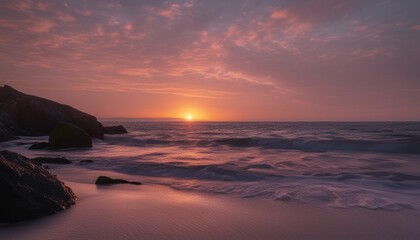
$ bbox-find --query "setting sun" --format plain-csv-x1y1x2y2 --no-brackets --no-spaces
186,115,193,121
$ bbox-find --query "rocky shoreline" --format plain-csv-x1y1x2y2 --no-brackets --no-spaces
0,85,131,223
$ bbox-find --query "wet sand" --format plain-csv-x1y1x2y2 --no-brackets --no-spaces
1,166,419,240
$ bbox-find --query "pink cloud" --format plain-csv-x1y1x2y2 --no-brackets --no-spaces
30,19,55,33
74,9,92,16
0,17,54,33
412,25,420,31
159,4,182,19
73,81,234,99
36,2,48,11
11,1,31,11
95,26,105,36
108,17,119,26
105,3,123,9
124,23,133,31
30,33,90,48
270,10,289,20
119,68,156,78
7,0,49,12
351,48,394,58
274,0,363,24
0,19,16,29
268,9,313,35
57,12,75,22
158,1,194,20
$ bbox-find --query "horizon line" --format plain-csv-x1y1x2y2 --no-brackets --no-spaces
99,117,420,123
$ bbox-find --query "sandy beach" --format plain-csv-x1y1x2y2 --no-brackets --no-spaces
1,165,419,240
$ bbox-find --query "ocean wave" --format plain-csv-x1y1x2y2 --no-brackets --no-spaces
106,135,420,154
272,185,414,211
169,181,415,211
91,161,270,181
88,158,420,185
75,155,420,211
311,171,420,182
209,137,420,154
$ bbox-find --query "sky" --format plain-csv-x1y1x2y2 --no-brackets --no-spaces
0,0,419,121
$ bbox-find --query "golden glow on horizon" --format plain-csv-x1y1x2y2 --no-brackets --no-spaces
179,107,201,121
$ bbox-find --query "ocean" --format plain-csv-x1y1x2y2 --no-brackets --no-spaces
2,121,420,211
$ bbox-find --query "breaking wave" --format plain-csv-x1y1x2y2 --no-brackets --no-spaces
81,158,420,211
106,135,420,154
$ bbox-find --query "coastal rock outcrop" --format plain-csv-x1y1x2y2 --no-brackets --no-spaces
0,112,19,142
0,123,16,142
0,85,104,141
29,142,50,150
95,176,142,185
32,156,72,164
49,122,92,149
104,125,128,135
0,151,76,223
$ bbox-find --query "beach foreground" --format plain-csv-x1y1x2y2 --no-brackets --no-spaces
1,165,419,240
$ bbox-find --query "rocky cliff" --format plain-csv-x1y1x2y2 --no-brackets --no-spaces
0,85,104,141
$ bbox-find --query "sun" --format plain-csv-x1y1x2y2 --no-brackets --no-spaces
186,115,193,121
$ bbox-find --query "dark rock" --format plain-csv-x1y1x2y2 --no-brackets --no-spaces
0,85,104,140
95,176,142,185
49,122,92,149
0,127,16,142
29,142,50,150
0,112,19,142
79,160,94,163
0,150,76,223
32,157,72,164
104,125,128,135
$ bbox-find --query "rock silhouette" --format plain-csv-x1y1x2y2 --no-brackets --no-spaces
49,122,92,149
0,85,104,141
104,125,128,135
0,151,76,222
95,176,142,185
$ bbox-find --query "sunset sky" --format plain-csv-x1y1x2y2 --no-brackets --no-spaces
1,0,419,121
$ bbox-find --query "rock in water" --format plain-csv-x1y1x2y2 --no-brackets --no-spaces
49,122,92,149
32,157,72,164
29,142,50,150
79,160,94,163
104,125,128,134
0,85,104,139
0,151,76,223
95,176,142,185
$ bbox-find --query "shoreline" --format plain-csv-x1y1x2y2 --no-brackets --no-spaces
1,165,420,240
